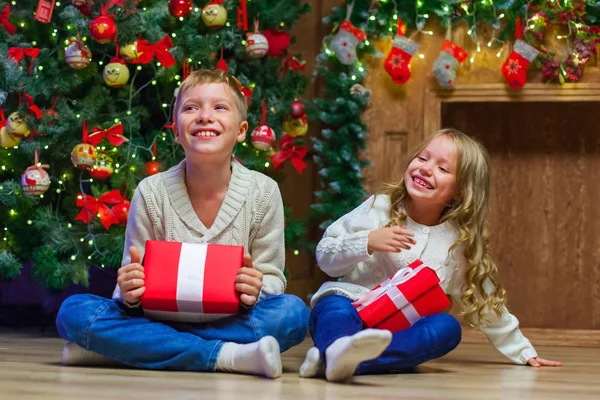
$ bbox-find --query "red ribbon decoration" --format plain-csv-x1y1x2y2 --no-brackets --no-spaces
82,119,89,143
271,134,308,175
75,190,124,230
515,17,522,39
0,109,6,128
32,150,49,175
237,0,248,31
8,47,40,73
87,123,129,146
0,5,16,35
217,47,228,71
20,93,42,119
182,59,190,80
133,35,176,68
110,42,125,64
279,55,306,76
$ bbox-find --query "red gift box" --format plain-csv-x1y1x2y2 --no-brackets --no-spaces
353,260,451,333
141,240,242,322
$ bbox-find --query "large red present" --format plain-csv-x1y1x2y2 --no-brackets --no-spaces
141,240,243,322
352,260,451,333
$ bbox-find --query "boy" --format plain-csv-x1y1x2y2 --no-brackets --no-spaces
56,69,309,379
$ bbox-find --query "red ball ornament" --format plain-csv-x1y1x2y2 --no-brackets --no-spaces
169,0,193,18
145,160,161,176
90,15,117,44
112,200,131,225
89,153,113,180
290,100,305,119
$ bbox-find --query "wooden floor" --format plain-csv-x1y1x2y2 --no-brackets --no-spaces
1,331,599,400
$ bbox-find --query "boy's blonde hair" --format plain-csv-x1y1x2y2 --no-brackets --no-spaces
174,69,248,122
379,128,507,327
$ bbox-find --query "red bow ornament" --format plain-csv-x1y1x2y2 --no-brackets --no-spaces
271,134,308,175
0,5,16,35
87,123,129,146
22,93,42,119
8,47,40,73
75,190,124,230
133,35,176,68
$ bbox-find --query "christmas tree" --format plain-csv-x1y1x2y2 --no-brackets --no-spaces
0,0,311,289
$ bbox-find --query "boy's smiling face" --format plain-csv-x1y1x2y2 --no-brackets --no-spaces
174,82,248,161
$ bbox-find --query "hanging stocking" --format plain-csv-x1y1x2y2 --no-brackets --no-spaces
501,17,539,89
330,20,366,65
384,20,420,84
432,23,468,89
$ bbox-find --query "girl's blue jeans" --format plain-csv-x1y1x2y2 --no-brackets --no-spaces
310,295,462,375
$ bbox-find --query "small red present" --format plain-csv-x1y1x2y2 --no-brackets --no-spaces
353,260,451,333
141,240,243,322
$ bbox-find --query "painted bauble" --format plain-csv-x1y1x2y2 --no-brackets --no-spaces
251,124,275,150
103,62,130,88
245,33,269,58
21,166,51,196
202,3,227,28
71,143,97,169
65,39,91,69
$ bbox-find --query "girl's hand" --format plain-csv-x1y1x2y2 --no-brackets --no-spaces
367,226,416,254
527,357,563,368
235,254,263,306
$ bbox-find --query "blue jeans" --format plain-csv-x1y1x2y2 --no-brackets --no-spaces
56,293,309,371
310,295,462,375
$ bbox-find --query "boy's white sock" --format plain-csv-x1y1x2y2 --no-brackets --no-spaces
325,329,392,382
299,347,324,378
215,336,282,379
61,342,120,366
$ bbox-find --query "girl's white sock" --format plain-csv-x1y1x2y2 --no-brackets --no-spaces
299,347,324,378
324,329,392,382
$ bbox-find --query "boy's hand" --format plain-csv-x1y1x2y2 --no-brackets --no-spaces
236,254,263,306
117,246,146,305
527,357,563,368
368,226,416,254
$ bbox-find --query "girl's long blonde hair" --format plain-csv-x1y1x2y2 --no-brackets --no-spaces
379,128,507,327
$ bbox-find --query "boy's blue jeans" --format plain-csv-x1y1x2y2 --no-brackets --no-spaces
310,295,462,375
56,293,309,371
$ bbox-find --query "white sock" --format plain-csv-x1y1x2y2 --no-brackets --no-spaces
325,329,392,382
299,347,324,378
61,342,120,366
215,336,282,379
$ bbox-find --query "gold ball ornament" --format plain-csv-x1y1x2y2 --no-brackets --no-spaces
202,3,227,28
103,62,130,88
21,166,51,196
6,112,30,137
0,125,21,148
245,32,269,58
120,41,143,61
65,39,91,69
71,143,98,170
283,117,308,137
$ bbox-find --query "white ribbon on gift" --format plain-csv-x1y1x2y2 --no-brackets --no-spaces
353,264,430,313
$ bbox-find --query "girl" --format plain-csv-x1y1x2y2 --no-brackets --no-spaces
300,128,562,382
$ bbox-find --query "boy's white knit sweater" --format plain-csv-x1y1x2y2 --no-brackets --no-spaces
112,159,287,317
312,194,537,365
